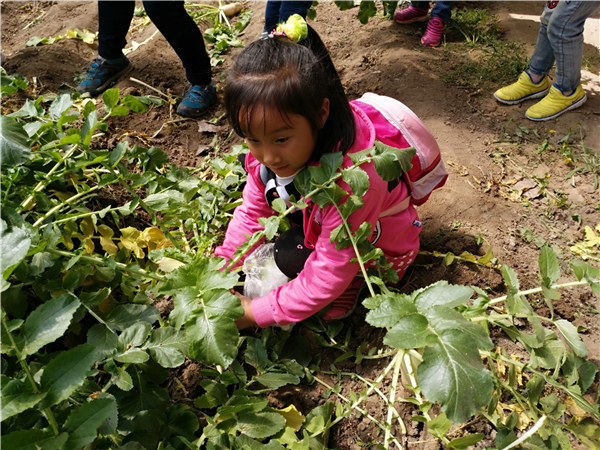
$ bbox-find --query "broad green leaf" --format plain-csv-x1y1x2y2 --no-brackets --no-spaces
502,265,520,290
294,167,312,196
418,329,493,423
105,304,159,332
318,152,344,182
339,195,364,220
567,417,600,450
104,359,134,391
0,116,31,167
0,379,46,421
143,190,186,211
446,433,484,449
238,411,286,439
109,141,128,167
523,329,565,370
40,343,97,408
255,373,300,390
166,404,200,436
114,349,149,364
372,152,402,182
108,105,130,116
166,258,239,329
425,306,493,351
384,314,433,349
539,246,560,286
0,429,67,450
245,337,269,372
143,327,187,368
364,293,418,328
119,382,170,419
186,289,243,366
358,0,377,23
195,379,228,409
87,324,117,360
0,219,31,278
258,216,280,240
21,293,80,356
118,322,152,349
81,110,102,147
334,1,356,11
414,281,473,311
102,88,120,111
217,396,269,416
121,95,149,113
62,397,117,449
304,401,334,450
341,166,369,197
48,93,73,119
236,434,283,450
29,251,55,276
554,319,587,358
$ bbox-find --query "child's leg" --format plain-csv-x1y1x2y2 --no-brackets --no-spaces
429,1,454,22
264,1,283,33
97,1,135,60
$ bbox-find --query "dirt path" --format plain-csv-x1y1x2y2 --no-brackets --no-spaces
1,1,599,448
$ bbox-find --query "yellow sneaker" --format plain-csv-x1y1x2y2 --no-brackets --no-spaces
526,84,586,121
494,72,549,105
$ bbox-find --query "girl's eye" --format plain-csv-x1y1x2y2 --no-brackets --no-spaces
276,137,289,143
246,138,259,144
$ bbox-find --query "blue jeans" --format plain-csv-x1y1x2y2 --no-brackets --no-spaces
264,1,314,33
528,0,600,92
412,1,454,22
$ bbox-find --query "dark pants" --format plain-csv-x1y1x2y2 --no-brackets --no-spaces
98,1,212,86
264,1,314,33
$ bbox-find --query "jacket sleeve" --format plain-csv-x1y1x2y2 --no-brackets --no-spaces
214,164,275,268
251,171,395,327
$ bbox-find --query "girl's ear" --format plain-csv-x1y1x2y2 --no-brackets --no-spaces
317,98,330,129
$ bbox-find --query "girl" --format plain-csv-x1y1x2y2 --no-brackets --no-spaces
215,18,423,329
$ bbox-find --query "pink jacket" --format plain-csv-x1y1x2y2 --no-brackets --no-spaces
215,102,421,327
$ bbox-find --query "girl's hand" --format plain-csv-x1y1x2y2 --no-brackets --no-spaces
232,291,257,330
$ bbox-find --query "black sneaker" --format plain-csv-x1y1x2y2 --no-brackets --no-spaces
76,55,133,97
176,83,217,118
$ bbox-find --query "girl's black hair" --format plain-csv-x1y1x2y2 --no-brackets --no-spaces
225,25,356,161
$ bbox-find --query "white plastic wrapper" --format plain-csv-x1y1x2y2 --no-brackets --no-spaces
243,243,289,300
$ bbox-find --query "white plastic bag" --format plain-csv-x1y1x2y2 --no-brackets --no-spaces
243,243,289,299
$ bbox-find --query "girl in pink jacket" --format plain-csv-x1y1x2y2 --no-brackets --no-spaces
215,22,424,329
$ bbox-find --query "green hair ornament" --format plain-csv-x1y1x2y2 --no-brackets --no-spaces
272,14,308,43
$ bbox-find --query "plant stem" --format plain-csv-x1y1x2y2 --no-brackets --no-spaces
312,375,403,449
385,350,405,447
46,248,164,281
20,143,79,210
330,200,375,297
480,351,600,420
32,185,100,227
82,303,117,335
1,310,60,436
489,280,588,306
39,207,121,228
501,415,546,450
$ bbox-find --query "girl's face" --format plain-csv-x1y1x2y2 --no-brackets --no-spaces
242,101,329,178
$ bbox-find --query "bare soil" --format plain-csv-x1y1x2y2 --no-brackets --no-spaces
1,1,599,449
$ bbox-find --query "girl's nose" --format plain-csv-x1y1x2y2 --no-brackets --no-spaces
262,147,282,166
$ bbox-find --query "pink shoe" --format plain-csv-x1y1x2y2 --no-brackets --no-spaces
394,6,429,24
421,17,444,47
323,278,365,321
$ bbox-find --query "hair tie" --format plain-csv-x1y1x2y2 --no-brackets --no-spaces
266,14,308,43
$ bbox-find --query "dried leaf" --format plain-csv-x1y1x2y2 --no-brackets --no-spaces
98,225,118,255
197,121,221,133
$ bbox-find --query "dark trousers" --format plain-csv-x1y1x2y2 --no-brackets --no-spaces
264,1,314,33
98,1,212,86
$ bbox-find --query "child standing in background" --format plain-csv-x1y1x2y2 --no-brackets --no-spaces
215,18,437,329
